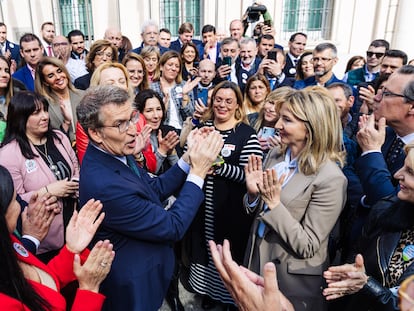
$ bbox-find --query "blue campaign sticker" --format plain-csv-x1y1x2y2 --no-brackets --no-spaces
403,245,414,261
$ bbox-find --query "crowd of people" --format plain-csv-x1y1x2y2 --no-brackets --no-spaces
1,3,414,311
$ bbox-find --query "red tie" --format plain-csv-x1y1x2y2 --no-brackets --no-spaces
47,46,52,56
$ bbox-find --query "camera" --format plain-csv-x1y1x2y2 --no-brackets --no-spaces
246,5,267,23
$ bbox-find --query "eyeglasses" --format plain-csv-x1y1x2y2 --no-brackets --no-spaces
96,50,113,58
99,111,139,133
312,57,332,63
377,87,407,101
366,51,385,58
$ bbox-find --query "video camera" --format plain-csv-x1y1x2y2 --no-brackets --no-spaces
246,5,267,23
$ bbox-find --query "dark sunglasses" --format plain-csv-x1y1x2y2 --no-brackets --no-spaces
366,51,385,58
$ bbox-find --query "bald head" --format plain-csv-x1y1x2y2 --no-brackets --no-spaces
198,59,216,86
104,27,122,48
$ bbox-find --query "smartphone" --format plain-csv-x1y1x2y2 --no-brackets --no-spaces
260,127,276,139
193,61,199,69
223,56,232,67
267,50,277,61
197,88,209,106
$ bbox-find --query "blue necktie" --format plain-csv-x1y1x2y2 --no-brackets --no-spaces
126,156,141,177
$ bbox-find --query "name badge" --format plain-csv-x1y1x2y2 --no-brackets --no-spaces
25,159,37,173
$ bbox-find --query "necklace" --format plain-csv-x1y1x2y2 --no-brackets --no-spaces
34,141,62,180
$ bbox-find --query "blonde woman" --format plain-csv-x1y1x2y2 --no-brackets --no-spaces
244,86,347,311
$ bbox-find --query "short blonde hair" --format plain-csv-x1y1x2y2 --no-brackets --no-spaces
90,62,133,98
282,86,345,175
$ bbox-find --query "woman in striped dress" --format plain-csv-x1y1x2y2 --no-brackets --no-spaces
183,81,262,310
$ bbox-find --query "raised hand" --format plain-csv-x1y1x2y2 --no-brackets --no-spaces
21,192,58,242
209,239,289,311
188,130,223,179
157,130,179,155
356,114,386,152
65,199,105,254
257,169,285,210
134,124,152,154
245,155,264,199
323,254,368,300
74,239,115,293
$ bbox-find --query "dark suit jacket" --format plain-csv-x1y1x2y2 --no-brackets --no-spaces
196,42,221,64
293,73,343,89
5,40,21,65
12,65,34,91
74,72,92,90
79,145,205,311
170,38,202,52
283,54,297,79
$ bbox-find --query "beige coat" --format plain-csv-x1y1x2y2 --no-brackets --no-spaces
244,147,347,311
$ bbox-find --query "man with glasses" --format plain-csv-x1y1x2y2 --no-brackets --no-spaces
293,42,342,89
51,35,87,82
355,65,414,206
345,39,389,86
77,85,223,311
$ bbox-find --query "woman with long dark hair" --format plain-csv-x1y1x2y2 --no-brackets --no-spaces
0,91,79,262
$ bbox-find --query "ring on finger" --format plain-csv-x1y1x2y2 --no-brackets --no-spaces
100,262,107,267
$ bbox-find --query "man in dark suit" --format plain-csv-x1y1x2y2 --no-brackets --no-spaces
197,24,221,64
283,32,307,79
76,85,223,311
355,65,414,205
170,22,201,52
12,33,44,91
131,20,169,55
257,48,295,90
0,22,21,66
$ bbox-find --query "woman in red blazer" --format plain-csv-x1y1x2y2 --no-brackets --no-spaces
0,164,115,311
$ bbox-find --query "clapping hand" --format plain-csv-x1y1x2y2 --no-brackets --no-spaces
356,114,386,152
157,130,180,155
21,192,58,242
65,199,105,254
135,124,152,154
258,169,285,210
245,155,264,199
323,254,368,300
209,239,293,311
74,239,115,293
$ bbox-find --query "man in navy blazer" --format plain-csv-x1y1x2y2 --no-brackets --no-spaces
197,24,221,64
76,85,223,311
169,22,201,52
0,22,21,65
12,33,44,91
354,65,414,206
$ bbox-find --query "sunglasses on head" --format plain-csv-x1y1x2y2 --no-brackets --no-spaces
366,51,385,58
